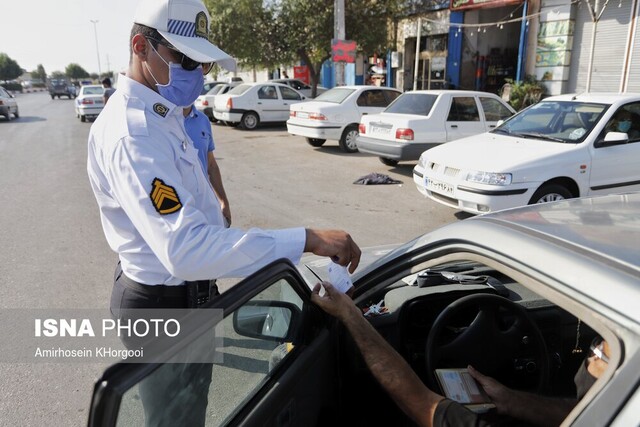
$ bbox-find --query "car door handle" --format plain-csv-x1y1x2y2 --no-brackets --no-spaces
257,102,262,104
362,113,368,115
450,125,458,128
489,124,496,128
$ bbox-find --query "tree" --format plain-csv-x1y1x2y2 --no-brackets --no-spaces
0,53,24,82
65,63,90,80
31,64,47,83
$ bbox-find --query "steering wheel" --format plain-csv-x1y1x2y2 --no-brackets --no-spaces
425,293,550,394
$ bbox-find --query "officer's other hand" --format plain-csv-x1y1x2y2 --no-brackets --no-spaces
304,229,361,273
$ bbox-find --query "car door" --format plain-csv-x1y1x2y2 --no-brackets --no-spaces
445,96,486,141
588,102,640,196
278,86,305,121
88,260,340,427
256,85,284,123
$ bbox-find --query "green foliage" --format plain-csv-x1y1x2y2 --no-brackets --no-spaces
503,75,545,111
0,53,24,82
31,64,47,82
66,63,90,79
2,82,23,92
50,71,66,79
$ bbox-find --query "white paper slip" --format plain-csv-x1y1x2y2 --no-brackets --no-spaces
327,261,354,293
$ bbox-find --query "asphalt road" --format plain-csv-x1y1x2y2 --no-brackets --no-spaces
0,91,461,426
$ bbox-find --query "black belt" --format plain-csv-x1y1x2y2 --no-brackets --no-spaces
119,273,217,307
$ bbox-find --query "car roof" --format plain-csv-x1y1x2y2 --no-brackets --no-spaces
542,92,640,103
404,89,500,96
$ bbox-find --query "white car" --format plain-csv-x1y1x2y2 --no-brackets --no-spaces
357,90,515,166
287,85,402,153
413,92,640,215
195,82,241,122
269,78,327,98
213,82,307,130
75,85,105,122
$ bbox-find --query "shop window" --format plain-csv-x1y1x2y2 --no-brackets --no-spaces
447,97,480,122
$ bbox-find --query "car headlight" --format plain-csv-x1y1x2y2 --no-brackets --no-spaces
418,153,428,169
465,171,512,185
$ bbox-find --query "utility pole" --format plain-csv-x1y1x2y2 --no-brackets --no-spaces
90,20,102,77
334,0,345,86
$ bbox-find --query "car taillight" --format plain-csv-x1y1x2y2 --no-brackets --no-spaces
202,100,209,106
309,113,327,121
358,123,366,134
226,98,233,109
82,99,94,105
0,101,3,106
290,111,296,117
396,128,414,140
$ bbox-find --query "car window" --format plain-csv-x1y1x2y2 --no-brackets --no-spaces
114,278,304,427
384,90,401,104
480,97,514,121
447,97,480,121
258,85,278,100
314,88,356,103
495,101,608,143
385,93,438,116
279,86,302,100
82,87,104,95
0,88,8,97
356,90,388,107
207,85,225,95
228,84,252,95
598,102,640,143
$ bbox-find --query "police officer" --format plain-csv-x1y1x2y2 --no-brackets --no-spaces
86,0,360,424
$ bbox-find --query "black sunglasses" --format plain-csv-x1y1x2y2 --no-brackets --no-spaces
148,38,213,73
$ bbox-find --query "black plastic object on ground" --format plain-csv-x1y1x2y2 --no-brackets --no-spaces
353,172,402,185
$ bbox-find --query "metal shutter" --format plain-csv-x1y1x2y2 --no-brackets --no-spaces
568,1,633,92
625,3,640,92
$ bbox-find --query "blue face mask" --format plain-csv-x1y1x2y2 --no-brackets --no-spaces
146,41,204,107
617,120,632,133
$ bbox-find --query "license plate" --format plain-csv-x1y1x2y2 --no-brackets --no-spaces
425,177,454,196
371,125,392,135
296,111,309,119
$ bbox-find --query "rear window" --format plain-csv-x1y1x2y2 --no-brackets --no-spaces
82,86,104,95
314,88,356,104
228,84,252,95
385,93,438,116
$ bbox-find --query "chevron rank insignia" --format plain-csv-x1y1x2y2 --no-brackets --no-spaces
150,178,182,215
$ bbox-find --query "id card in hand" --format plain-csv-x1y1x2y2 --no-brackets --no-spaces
327,261,354,294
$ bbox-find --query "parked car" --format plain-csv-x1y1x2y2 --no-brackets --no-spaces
357,90,515,166
88,192,640,427
195,82,241,122
75,85,105,122
0,85,19,121
269,78,327,98
213,82,307,130
287,85,402,153
413,92,640,215
48,79,75,99
202,81,224,95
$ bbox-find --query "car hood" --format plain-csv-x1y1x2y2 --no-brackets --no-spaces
423,132,580,171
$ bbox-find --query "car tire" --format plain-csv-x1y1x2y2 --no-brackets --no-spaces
339,125,359,153
240,112,259,130
529,184,573,204
5,112,12,121
14,107,19,119
50,94,54,100
306,138,326,147
80,115,86,123
379,157,399,167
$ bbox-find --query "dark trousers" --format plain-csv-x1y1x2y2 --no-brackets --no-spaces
111,263,215,427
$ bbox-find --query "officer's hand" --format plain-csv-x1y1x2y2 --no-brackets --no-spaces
304,229,361,273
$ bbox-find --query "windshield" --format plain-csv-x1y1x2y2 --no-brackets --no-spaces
384,93,438,116
493,101,609,144
207,85,225,95
314,88,356,103
228,84,252,95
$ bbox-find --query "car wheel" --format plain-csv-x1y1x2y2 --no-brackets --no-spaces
529,184,573,204
81,115,86,122
50,94,54,99
240,112,259,130
5,112,12,121
14,107,19,119
339,125,359,153
306,138,326,147
379,157,399,167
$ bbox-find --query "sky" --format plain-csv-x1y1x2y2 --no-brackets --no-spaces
1,0,145,76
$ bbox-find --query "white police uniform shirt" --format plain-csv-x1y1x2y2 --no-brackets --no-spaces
87,74,305,286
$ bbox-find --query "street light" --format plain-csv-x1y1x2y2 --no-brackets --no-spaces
90,20,102,77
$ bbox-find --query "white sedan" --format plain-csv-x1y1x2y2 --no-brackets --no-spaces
269,79,327,98
413,92,640,215
357,90,515,166
287,85,402,153
213,82,307,130
195,82,241,122
75,85,105,122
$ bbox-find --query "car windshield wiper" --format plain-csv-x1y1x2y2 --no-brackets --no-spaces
491,127,512,135
512,132,567,143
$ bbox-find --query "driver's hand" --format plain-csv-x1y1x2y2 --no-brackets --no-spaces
468,365,513,414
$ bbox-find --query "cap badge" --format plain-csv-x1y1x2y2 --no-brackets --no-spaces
195,12,208,39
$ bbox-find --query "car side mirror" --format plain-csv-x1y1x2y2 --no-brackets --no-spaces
233,300,300,341
496,119,504,127
602,131,628,145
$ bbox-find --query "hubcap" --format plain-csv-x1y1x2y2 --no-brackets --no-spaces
537,193,566,203
345,130,358,150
